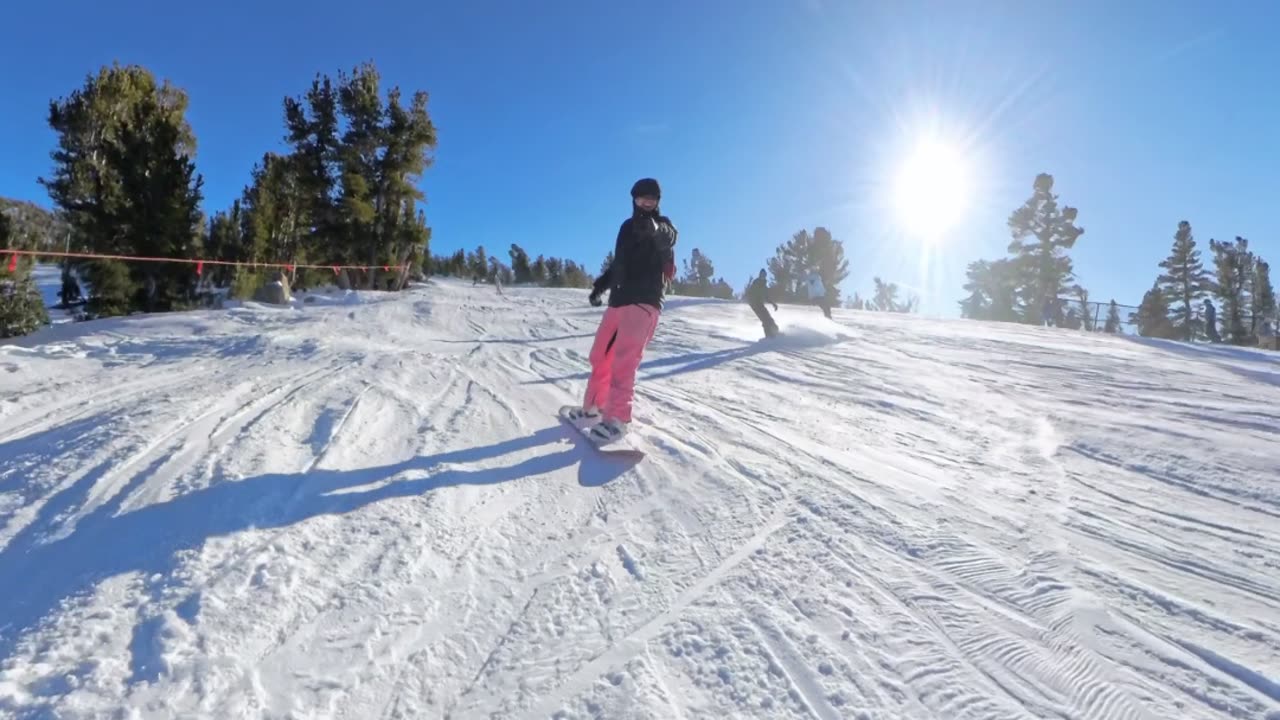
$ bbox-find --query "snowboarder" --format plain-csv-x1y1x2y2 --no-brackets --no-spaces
564,178,677,443
805,269,832,319
746,269,779,338
1203,299,1221,342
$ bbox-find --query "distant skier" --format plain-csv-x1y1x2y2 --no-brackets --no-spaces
564,178,677,443
746,269,779,338
805,269,832,319
1203,299,1221,342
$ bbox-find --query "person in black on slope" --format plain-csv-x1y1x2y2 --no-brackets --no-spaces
566,178,678,442
746,269,779,338
1203,298,1221,342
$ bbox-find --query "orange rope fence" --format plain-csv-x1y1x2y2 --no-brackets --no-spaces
2,248,409,276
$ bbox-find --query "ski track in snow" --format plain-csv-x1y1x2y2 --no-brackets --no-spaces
1,279,1278,719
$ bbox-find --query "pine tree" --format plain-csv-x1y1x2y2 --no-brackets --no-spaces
206,202,246,291
871,277,899,312
1104,300,1122,333
241,152,305,282
335,63,381,270
598,251,614,278
468,246,488,279
1131,283,1174,338
278,63,435,290
283,74,340,264
356,66,436,289
544,257,565,286
489,257,513,285
710,278,735,300
767,248,799,301
509,244,532,284
1209,236,1254,344
959,258,1018,321
531,255,548,284
0,211,51,338
562,260,591,289
766,227,850,303
40,63,204,315
808,227,850,302
1075,287,1094,331
1006,173,1085,321
1156,220,1212,340
1252,259,1275,327
677,248,716,296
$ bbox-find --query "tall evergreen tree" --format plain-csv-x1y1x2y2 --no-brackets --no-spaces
1209,236,1254,344
468,246,489,279
1104,300,1122,334
561,260,591,288
766,227,850,303
1156,220,1212,340
241,152,304,274
1005,173,1085,321
1075,287,1094,331
959,258,1018,321
335,63,382,268
205,201,245,290
448,249,466,276
677,248,716,295
808,227,850,302
488,257,512,285
871,277,899,312
1252,258,1275,327
283,74,340,261
509,244,532,284
40,62,204,315
531,255,548,284
359,66,436,288
0,211,50,337
544,256,565,286
279,63,435,290
1131,283,1174,338
598,251,614,279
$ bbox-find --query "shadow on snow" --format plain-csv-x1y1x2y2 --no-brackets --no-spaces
0,422,638,665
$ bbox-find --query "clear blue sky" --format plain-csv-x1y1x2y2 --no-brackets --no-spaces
2,0,1277,316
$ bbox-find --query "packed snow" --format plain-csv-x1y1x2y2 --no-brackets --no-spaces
1,278,1277,720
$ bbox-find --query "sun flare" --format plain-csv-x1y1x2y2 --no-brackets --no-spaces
892,137,971,240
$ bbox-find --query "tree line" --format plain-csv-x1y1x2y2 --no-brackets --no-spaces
0,60,440,324
660,225,917,313
959,171,1275,345
431,243,594,289
1130,228,1274,344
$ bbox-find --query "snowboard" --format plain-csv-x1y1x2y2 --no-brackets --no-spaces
557,405,644,457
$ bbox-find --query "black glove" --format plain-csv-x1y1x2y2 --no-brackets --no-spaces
589,289,603,307
772,303,779,311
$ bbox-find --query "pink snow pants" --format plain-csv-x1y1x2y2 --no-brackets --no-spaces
583,304,660,423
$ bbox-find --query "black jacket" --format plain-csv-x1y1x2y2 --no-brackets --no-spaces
593,210,677,309
745,276,769,305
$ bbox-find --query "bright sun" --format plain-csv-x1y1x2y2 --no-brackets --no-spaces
892,137,970,240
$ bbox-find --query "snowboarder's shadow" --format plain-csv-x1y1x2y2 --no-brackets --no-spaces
0,423,635,667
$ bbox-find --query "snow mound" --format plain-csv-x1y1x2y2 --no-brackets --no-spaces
1,280,1278,720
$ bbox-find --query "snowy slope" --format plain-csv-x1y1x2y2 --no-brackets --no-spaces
1,279,1277,720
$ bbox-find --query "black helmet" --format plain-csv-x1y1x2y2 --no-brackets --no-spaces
631,178,660,199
